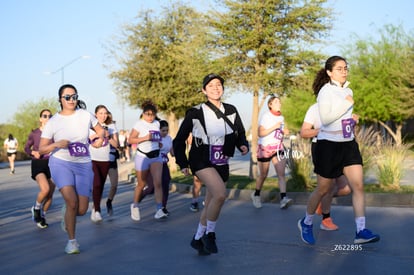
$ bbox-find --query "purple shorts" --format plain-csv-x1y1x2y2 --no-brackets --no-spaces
48,156,93,197
134,154,162,171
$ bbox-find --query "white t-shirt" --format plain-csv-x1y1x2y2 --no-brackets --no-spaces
303,103,321,143
41,109,98,163
160,135,172,163
257,111,285,146
89,123,117,161
133,119,160,156
4,138,18,153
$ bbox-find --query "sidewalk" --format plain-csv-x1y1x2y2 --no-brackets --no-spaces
0,161,414,274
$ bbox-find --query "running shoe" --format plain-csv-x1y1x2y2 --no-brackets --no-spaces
190,202,199,212
37,217,48,229
65,240,80,254
315,203,322,215
298,218,315,245
31,206,42,223
106,200,113,216
154,208,168,219
162,207,170,217
280,197,293,209
320,217,339,231
130,204,140,221
91,210,103,223
250,192,262,208
354,229,380,244
190,235,210,255
201,232,218,254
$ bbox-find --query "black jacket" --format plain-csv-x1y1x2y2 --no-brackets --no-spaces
173,102,249,170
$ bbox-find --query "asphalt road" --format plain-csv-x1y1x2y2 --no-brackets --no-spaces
0,160,414,275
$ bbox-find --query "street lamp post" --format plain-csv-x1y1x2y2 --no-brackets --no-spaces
49,55,90,84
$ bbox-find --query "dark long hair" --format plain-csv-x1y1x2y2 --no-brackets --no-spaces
312,56,347,96
58,84,78,109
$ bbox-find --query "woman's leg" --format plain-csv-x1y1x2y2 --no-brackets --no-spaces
107,167,118,201
343,164,365,217
255,161,270,191
60,186,79,240
149,161,163,204
195,167,226,225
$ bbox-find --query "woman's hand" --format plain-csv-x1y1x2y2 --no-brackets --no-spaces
181,168,190,176
240,145,249,156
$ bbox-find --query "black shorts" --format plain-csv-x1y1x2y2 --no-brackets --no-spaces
7,152,16,157
257,150,285,162
313,139,363,178
189,159,229,183
31,158,51,180
109,160,118,169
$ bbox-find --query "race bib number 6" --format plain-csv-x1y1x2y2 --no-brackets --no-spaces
68,142,90,157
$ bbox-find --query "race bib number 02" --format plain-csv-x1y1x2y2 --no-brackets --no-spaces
341,118,355,138
68,142,90,157
210,145,228,165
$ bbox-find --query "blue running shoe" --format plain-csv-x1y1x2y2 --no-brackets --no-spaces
354,229,380,244
298,218,315,245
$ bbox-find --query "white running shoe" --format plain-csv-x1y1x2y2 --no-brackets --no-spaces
251,192,262,208
65,240,80,254
154,208,168,219
91,209,103,223
130,204,140,221
280,197,293,209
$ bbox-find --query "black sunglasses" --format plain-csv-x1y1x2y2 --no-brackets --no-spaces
61,94,79,101
42,114,52,119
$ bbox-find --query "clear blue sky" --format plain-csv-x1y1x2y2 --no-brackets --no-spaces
1,0,413,131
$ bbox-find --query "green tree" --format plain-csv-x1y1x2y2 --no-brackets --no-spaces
108,3,218,135
209,0,332,178
1,98,59,158
345,24,414,146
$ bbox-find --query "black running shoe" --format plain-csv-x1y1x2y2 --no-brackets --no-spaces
190,235,210,256
31,207,42,223
201,232,218,254
37,217,48,229
189,202,199,212
162,207,169,217
106,200,113,216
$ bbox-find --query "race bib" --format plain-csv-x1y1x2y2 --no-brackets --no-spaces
149,130,161,142
341,118,355,138
161,153,169,163
68,142,90,157
273,129,284,150
210,145,229,165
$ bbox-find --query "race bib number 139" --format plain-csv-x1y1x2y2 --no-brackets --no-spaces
68,142,90,157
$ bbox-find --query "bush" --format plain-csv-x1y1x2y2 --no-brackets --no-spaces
375,141,413,190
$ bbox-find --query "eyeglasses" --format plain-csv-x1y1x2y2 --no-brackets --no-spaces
333,67,349,73
42,114,52,119
143,112,155,117
61,94,79,101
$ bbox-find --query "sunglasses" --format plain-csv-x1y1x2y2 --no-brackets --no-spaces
42,114,52,119
61,94,79,101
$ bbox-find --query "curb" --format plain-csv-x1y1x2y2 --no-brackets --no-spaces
170,183,414,208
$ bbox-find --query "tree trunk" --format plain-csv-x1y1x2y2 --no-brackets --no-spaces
249,90,260,179
167,112,179,172
378,120,402,146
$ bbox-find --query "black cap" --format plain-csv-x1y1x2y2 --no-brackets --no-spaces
202,73,224,89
